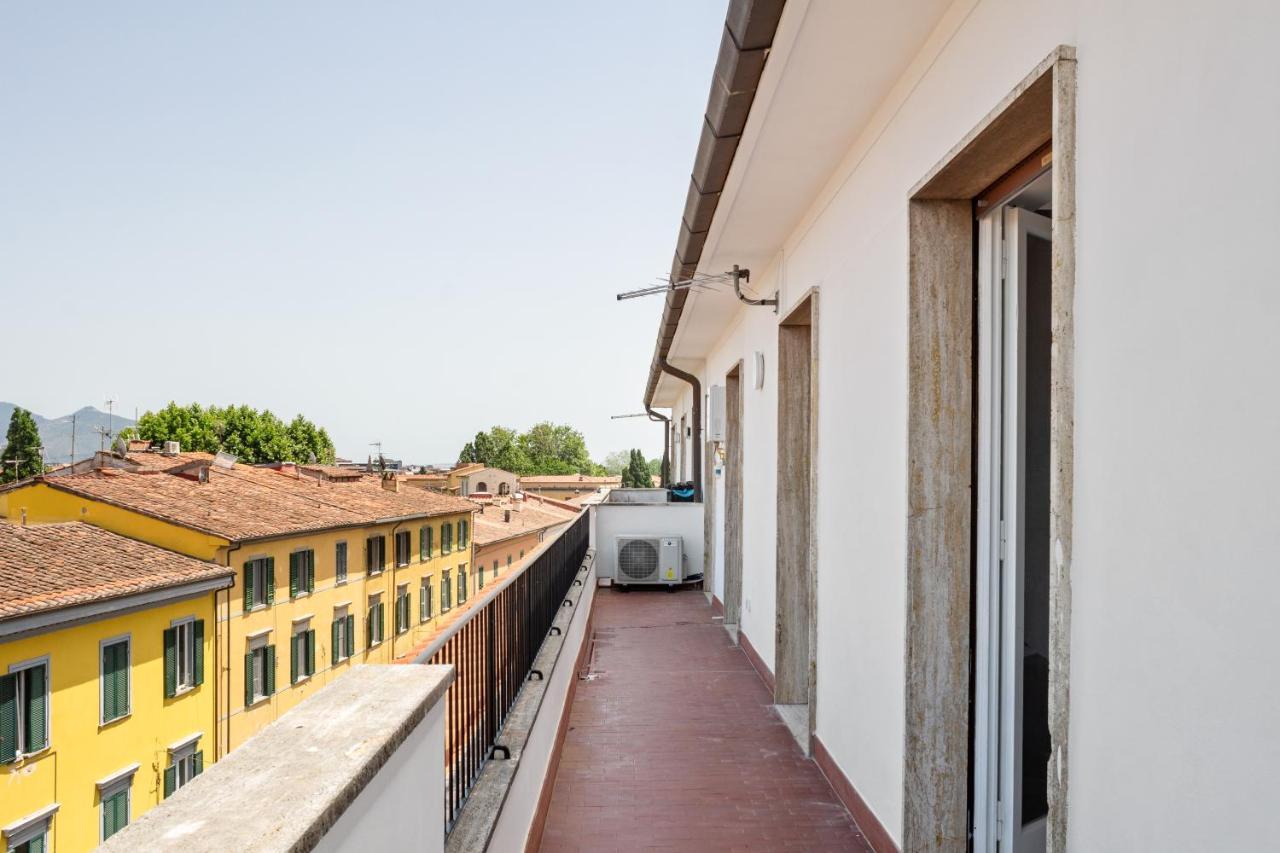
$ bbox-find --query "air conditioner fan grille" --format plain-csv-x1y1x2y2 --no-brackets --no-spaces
618,539,659,580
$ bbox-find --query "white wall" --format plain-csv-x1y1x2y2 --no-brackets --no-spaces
662,0,1280,848
315,699,445,853
592,502,704,583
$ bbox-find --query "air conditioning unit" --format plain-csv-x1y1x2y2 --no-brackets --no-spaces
615,535,684,585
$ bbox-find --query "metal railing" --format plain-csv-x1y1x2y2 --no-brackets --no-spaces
415,511,590,833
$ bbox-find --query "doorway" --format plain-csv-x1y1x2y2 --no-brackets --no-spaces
776,294,816,753
723,363,744,632
973,175,1052,853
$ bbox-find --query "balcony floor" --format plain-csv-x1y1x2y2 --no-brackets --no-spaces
539,588,872,852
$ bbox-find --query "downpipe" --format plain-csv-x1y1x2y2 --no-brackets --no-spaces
658,358,702,502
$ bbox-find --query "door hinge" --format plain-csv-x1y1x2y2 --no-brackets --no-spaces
996,800,1005,839
999,518,1008,561
1000,238,1008,281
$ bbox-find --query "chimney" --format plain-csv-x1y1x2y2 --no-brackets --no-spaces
513,494,524,511
381,472,399,493
162,441,181,456
504,510,511,523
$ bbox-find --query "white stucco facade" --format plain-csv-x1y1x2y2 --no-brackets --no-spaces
651,1,1280,850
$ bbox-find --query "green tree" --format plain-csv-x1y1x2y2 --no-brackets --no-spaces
600,450,631,476
458,426,530,473
121,402,336,465
1,407,44,482
457,423,604,476
622,449,651,488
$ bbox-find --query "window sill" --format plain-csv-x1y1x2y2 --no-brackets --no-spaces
99,712,132,730
171,684,196,699
246,604,270,613
292,591,312,600
292,674,313,686
7,745,52,765
246,696,271,709
335,578,348,587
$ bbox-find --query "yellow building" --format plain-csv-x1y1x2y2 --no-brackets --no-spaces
517,474,622,502
472,494,578,584
0,449,477,755
0,521,233,853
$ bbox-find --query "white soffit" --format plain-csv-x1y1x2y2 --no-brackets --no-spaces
670,0,951,363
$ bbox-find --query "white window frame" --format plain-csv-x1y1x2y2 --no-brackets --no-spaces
246,556,271,610
247,631,271,705
290,548,315,598
98,633,132,725
97,765,136,843
367,592,383,647
419,577,432,623
394,530,411,568
396,584,410,635
291,617,314,683
170,616,197,695
168,734,200,793
335,541,349,584
6,655,51,759
2,804,57,852
333,606,350,662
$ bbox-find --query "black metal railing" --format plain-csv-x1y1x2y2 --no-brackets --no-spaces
416,511,589,833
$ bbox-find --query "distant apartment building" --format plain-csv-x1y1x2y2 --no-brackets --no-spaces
471,493,578,586
517,474,621,502
0,522,233,852
0,447,477,754
402,463,518,498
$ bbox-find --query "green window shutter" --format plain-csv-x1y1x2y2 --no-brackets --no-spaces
332,620,341,663
0,673,17,764
193,620,205,687
419,586,427,622
346,614,355,656
289,553,299,598
244,653,254,707
101,644,115,721
265,645,276,696
24,665,47,751
427,527,433,557
307,552,315,593
366,609,374,646
163,765,176,799
163,627,177,698
193,750,204,776
103,787,127,839
266,557,276,605
290,635,298,684
306,630,316,675
243,562,254,610
419,527,426,561
378,602,385,642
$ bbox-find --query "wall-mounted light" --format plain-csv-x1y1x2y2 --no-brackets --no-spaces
752,351,766,390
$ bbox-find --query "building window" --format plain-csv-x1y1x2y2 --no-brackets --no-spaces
420,577,433,622
100,774,133,841
394,530,411,567
421,525,434,559
366,535,386,575
0,659,50,763
163,738,203,799
243,557,274,610
335,541,348,583
332,608,354,664
441,522,454,554
164,618,204,698
291,622,316,684
499,482,510,496
4,810,52,853
478,562,485,589
520,549,525,559
100,636,131,724
506,555,512,571
441,570,452,612
459,519,470,548
289,549,315,598
367,595,385,647
495,559,501,579
458,564,468,605
395,585,411,634
245,638,275,706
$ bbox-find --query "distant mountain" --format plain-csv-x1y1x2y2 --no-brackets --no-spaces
0,403,136,466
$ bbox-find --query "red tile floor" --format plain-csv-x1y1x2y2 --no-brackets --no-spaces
538,588,872,852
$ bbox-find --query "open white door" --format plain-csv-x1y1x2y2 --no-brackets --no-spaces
975,203,1052,853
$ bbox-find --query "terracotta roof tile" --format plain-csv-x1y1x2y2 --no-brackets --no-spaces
0,522,233,621
473,497,578,545
38,464,477,542
518,475,622,486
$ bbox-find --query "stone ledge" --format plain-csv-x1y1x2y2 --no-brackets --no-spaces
444,549,596,852
99,664,455,853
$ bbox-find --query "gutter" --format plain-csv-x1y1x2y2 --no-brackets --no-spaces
660,358,703,502
643,0,787,408
645,405,671,486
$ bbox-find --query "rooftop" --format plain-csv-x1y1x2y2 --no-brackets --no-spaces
18,459,477,542
472,496,577,546
518,474,622,486
0,521,233,621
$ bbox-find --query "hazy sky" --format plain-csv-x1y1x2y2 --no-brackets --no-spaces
0,2,726,464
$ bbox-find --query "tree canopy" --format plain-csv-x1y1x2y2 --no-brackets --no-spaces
621,449,652,488
459,422,605,476
120,402,336,465
1,407,44,482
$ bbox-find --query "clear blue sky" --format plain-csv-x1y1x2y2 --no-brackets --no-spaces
0,2,727,464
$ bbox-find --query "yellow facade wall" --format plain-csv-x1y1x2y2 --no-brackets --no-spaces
0,594,219,853
219,515,474,751
475,531,545,584
0,482,476,756
0,483,228,560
